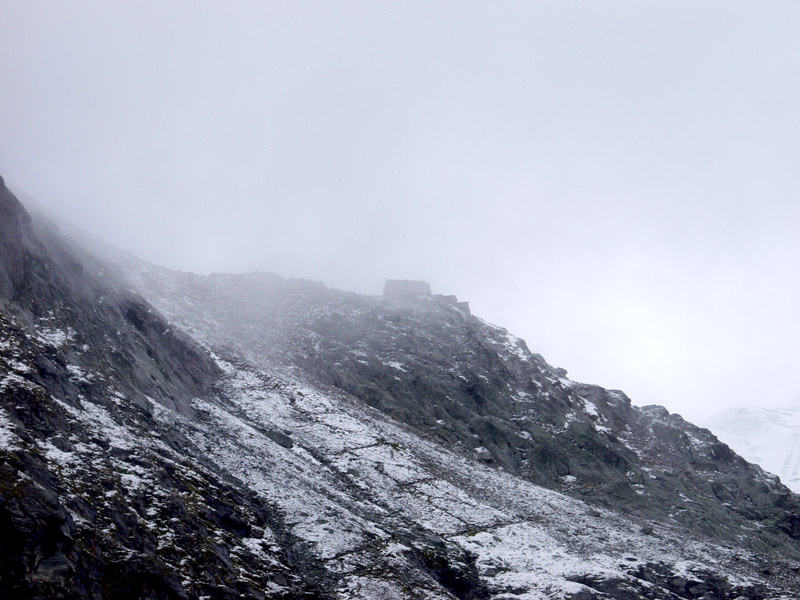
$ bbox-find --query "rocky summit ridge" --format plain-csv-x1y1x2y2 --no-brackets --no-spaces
2,176,800,599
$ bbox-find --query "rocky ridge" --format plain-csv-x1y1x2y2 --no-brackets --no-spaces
2,178,800,599
115,264,800,556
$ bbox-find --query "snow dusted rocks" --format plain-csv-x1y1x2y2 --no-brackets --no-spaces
3,178,800,598
119,258,800,553
0,180,324,599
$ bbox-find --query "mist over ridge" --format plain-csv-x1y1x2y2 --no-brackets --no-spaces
2,2,800,423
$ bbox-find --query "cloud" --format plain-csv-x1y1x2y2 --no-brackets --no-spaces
2,1,799,422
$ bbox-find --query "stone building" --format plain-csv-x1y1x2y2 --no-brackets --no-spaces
383,279,431,298
383,280,470,314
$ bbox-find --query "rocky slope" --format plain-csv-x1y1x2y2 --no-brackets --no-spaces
0,179,327,599
704,404,800,494
114,262,800,556
3,177,800,599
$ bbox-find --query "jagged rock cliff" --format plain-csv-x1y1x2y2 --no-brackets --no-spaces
3,177,800,599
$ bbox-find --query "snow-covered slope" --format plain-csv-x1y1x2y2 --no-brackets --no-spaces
111,259,800,553
6,318,795,598
704,404,800,493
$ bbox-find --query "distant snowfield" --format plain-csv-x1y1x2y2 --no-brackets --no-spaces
703,404,800,493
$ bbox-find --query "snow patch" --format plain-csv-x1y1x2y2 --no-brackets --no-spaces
0,409,21,450
35,327,75,348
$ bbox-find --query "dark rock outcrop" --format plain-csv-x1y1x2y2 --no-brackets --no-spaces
0,178,218,415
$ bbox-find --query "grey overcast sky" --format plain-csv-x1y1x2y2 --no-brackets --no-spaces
2,2,799,423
